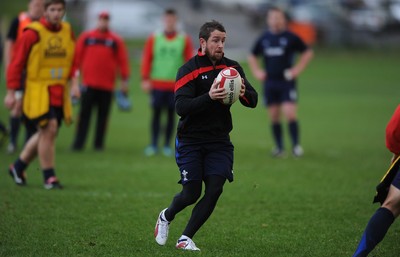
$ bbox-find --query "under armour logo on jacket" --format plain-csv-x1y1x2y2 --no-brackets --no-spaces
182,170,188,181
201,75,208,80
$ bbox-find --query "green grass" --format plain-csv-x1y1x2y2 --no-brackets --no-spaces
1,47,400,257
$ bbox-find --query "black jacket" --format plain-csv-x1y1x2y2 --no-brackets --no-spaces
175,50,258,140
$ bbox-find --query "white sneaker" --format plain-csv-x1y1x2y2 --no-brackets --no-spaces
7,143,16,154
154,208,170,245
292,145,304,157
162,146,173,157
144,146,158,157
271,148,285,158
176,237,200,251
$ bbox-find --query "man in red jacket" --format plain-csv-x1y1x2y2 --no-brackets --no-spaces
71,11,130,151
4,0,79,189
353,105,400,256
141,8,193,157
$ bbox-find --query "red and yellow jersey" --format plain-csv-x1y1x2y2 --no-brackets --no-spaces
7,18,75,125
25,21,75,85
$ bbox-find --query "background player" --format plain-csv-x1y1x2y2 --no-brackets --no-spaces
4,0,79,189
154,20,258,250
353,105,400,256
141,8,193,157
248,7,313,157
71,11,130,151
3,0,44,154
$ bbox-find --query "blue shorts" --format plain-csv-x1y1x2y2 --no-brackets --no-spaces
392,166,400,189
373,157,400,204
151,89,174,109
175,137,234,184
263,80,297,106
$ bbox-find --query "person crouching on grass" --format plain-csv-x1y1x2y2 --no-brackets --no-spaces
4,0,79,189
154,20,258,251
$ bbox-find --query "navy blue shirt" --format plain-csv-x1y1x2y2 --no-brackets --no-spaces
251,30,308,80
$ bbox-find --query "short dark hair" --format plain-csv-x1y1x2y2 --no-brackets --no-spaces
267,6,288,19
268,6,283,13
165,8,176,16
44,0,65,9
199,20,226,41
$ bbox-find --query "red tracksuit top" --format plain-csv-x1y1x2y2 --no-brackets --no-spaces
386,105,400,155
73,28,130,91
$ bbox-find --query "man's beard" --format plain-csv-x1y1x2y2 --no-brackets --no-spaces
205,48,222,62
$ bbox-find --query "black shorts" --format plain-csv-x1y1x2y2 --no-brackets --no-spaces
151,89,174,109
263,80,297,106
175,137,234,185
25,106,63,129
23,117,38,135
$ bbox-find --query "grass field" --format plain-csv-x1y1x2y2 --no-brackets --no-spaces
0,47,399,257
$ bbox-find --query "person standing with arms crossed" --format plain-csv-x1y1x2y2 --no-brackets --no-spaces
353,105,400,256
3,0,44,154
154,20,258,250
71,11,130,151
141,8,194,157
4,0,79,189
248,7,313,157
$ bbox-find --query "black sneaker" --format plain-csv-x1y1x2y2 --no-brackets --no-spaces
44,176,63,190
8,164,26,186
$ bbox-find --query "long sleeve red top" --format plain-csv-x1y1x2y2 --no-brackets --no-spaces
72,28,130,91
141,31,194,91
7,17,74,106
386,105,400,154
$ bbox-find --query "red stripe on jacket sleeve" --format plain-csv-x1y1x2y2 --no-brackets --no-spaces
240,95,250,105
174,69,199,92
174,64,229,92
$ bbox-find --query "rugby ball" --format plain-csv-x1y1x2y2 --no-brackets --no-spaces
216,67,242,105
